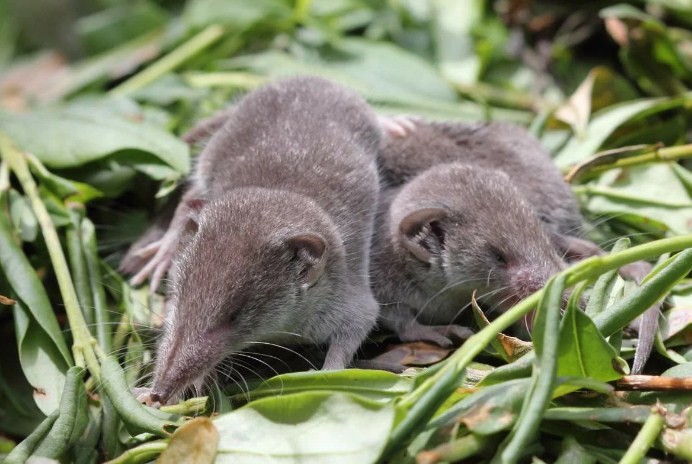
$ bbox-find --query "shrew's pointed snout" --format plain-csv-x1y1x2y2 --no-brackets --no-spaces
150,324,229,405
149,391,164,405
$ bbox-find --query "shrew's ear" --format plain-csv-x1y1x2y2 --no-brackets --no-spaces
178,198,205,247
286,233,327,286
398,207,447,263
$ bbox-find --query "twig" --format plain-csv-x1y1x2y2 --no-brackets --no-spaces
615,375,692,391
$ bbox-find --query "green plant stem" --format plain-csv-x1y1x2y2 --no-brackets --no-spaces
571,184,690,207
3,412,58,464
385,234,692,456
544,406,651,423
160,397,208,416
451,81,542,112
104,441,168,464
184,71,267,89
417,433,491,464
82,218,112,351
0,132,101,381
594,249,692,337
618,405,665,464
110,24,225,96
67,207,94,326
568,143,692,182
585,238,630,317
481,247,692,387
495,275,566,464
292,0,313,23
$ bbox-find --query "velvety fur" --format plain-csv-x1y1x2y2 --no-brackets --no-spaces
371,163,565,340
378,120,582,236
132,76,382,403
375,118,657,373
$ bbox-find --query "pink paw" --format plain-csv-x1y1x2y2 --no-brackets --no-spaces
378,115,419,138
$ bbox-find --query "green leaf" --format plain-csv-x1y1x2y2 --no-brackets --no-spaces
76,1,169,55
12,302,69,416
429,378,531,433
554,95,690,167
8,189,38,242
554,436,597,464
583,164,692,235
225,38,457,104
183,0,292,30
0,101,189,176
228,369,412,405
99,355,176,437
0,321,45,437
494,275,566,462
0,210,72,365
213,392,395,463
33,367,89,458
554,304,627,397
3,412,58,464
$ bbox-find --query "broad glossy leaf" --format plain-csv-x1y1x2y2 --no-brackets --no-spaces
0,322,44,437
554,95,689,167
76,1,168,55
225,38,456,103
8,189,38,242
584,164,692,235
214,392,394,464
229,369,412,405
13,302,69,415
0,211,71,364
184,0,291,29
554,436,597,464
429,378,531,433
0,101,189,176
554,305,627,397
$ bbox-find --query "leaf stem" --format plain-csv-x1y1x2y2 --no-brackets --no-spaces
618,404,665,464
494,275,566,463
417,433,491,464
0,132,100,381
544,406,651,423
386,235,692,454
82,218,112,351
566,143,692,182
110,24,225,97
103,441,168,464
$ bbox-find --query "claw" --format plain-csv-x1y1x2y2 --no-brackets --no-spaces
129,233,178,292
133,240,163,259
379,115,419,138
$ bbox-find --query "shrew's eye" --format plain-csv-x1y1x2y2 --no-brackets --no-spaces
491,247,507,266
228,311,241,325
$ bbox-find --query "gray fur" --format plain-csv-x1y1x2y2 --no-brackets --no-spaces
147,76,381,403
378,120,583,236
375,118,657,373
371,163,565,340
